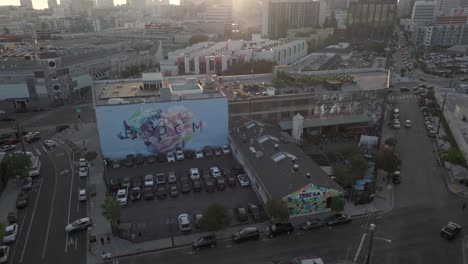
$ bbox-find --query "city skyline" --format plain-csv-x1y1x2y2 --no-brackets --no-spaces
0,0,180,9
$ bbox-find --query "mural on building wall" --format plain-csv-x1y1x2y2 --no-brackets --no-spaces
96,97,228,159
283,183,341,216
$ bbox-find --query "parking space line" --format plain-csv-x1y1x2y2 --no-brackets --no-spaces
35,148,41,155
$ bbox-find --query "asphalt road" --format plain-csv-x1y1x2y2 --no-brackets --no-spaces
5,105,93,264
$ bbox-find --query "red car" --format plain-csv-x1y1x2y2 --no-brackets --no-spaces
7,138,20,145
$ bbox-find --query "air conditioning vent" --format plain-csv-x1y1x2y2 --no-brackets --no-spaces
48,59,56,68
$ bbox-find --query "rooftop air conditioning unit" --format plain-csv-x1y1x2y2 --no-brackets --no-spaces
48,59,56,68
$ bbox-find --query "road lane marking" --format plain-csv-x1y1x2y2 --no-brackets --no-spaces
353,232,367,262
19,175,44,263
41,151,59,259
41,145,47,154
35,148,41,155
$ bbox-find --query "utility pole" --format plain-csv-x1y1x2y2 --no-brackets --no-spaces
436,92,447,135
365,222,376,264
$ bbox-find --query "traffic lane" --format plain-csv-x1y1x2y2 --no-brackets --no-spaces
11,152,56,264
372,206,466,264
118,218,369,264
23,104,95,128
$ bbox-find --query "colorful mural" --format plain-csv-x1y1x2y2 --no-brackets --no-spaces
282,184,342,216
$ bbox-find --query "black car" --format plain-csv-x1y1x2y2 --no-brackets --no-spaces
124,155,135,167
184,150,195,160
265,223,294,237
132,176,143,188
135,154,144,165
131,187,141,201
192,234,216,250
16,192,29,209
247,204,261,220
440,222,462,239
55,124,70,132
326,214,351,226
300,219,324,231
8,212,17,223
203,146,214,157
204,177,215,192
192,179,202,192
399,87,410,92
215,177,225,190
169,184,178,197
234,207,248,222
180,177,191,193
143,187,154,200
156,185,167,199
145,155,156,164
232,227,260,243
155,152,166,163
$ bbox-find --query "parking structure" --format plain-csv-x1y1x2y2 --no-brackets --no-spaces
105,149,266,241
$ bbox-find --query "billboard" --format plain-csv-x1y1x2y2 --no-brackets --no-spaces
96,97,228,159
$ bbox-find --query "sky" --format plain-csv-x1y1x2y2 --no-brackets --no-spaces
0,0,180,9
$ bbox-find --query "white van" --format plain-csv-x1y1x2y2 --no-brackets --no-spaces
394,108,399,114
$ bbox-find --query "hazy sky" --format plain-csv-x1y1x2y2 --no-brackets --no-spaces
0,0,180,9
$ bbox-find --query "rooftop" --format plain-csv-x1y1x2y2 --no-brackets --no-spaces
231,120,343,200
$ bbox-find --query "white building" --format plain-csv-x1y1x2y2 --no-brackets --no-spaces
411,1,437,30
160,36,308,76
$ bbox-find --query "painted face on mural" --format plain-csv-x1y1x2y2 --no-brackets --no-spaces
117,106,203,153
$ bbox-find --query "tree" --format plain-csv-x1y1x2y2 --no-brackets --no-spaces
442,147,466,167
374,150,400,179
400,68,406,76
333,144,368,188
101,195,120,225
265,199,290,222
201,203,230,231
330,196,345,212
384,137,397,147
2,153,30,180
189,34,209,45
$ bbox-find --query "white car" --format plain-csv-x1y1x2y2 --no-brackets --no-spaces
175,148,184,161
405,120,412,128
237,174,250,187
166,152,176,163
144,174,154,187
3,224,18,244
65,217,92,232
78,189,87,201
0,246,10,264
393,121,400,129
178,213,192,232
79,167,88,177
24,131,39,139
0,145,15,152
221,145,230,154
190,168,200,180
195,148,203,159
44,140,57,148
79,158,88,167
210,167,221,178
116,188,128,206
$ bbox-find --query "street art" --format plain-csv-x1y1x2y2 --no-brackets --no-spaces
283,184,341,215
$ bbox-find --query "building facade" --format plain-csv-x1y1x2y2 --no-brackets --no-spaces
262,0,321,39
20,0,33,9
410,1,436,31
203,4,233,37
346,0,397,42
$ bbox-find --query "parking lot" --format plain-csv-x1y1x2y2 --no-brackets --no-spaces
106,152,265,242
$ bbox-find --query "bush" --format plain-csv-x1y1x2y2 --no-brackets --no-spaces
330,196,345,212
201,203,230,231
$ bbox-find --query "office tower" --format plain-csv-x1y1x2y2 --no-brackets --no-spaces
262,0,321,39
347,0,397,42
20,0,33,9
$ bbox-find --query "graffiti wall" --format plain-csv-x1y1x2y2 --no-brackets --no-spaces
96,97,228,159
283,184,342,216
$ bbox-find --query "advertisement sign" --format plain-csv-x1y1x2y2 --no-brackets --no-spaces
283,183,341,216
96,97,228,159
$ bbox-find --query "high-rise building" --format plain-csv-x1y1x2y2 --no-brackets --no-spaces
410,1,436,30
437,0,463,15
204,4,233,36
97,0,114,8
20,0,33,9
347,0,397,42
262,0,321,39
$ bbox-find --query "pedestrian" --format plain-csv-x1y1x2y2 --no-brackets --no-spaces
107,235,110,244
100,237,105,246
463,202,466,211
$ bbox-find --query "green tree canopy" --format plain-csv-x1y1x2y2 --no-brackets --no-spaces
101,195,120,225
189,34,209,45
333,145,368,188
201,203,230,231
330,196,345,212
265,199,290,222
442,147,466,167
384,137,397,147
375,150,400,175
2,153,30,179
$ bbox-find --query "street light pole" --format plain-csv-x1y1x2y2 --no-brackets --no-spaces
365,223,376,264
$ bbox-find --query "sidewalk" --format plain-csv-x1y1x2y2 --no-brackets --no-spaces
0,178,21,226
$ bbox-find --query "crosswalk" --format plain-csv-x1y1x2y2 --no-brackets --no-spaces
387,94,418,100
29,137,72,156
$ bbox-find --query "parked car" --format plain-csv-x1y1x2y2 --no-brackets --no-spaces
168,171,177,183
210,167,221,177
166,152,176,163
300,219,324,231
0,246,10,264
78,158,88,167
178,213,192,232
16,192,29,209
7,212,16,224
193,212,203,229
144,174,154,187
190,168,200,180
78,189,87,202
326,214,351,226
124,155,135,167
22,177,32,191
109,177,120,192
213,147,222,156
440,222,462,239
135,154,144,165
146,155,156,164
79,167,89,177
184,150,195,159
156,153,166,163
237,174,250,187
3,224,18,244
143,187,154,200
0,145,15,152
221,144,231,154
204,177,215,192
44,140,57,148
405,120,412,128
195,148,204,159
116,188,128,206
121,177,131,189
192,179,202,192
215,177,225,190
169,184,178,197
156,185,167,199
203,146,214,157
131,187,141,201
180,177,191,193
392,171,401,184
234,207,249,222
65,217,92,232
265,223,294,237
156,173,166,185
192,234,216,250
175,147,184,161
232,227,260,243
132,176,143,188
247,204,261,220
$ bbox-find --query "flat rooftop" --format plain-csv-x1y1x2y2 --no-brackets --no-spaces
231,120,343,200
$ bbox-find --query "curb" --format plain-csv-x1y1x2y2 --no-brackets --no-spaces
114,242,192,259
